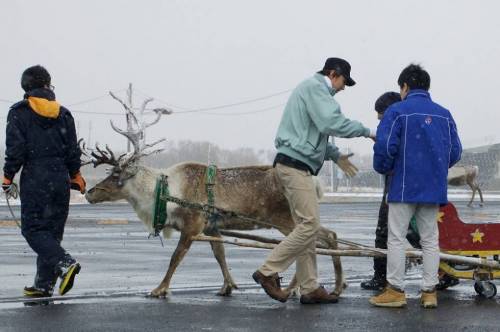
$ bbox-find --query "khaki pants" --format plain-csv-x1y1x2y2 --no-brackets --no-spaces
259,163,320,294
387,203,440,291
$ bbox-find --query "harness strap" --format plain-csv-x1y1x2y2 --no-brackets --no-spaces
205,164,218,229
152,174,169,236
152,165,218,236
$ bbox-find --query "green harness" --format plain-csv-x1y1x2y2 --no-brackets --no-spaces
151,165,218,236
152,174,169,236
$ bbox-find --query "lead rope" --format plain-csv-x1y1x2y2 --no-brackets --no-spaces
4,183,21,229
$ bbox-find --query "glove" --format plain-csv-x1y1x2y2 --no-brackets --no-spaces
2,176,18,199
70,172,86,194
369,129,377,142
335,153,358,178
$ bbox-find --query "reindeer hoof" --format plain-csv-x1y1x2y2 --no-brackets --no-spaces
149,287,169,298
330,282,348,297
216,289,232,296
216,283,238,296
285,287,300,298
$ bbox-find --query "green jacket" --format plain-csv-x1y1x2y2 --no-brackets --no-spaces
275,73,370,175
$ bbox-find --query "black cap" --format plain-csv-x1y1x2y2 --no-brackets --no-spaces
321,57,356,86
21,65,51,92
375,91,401,114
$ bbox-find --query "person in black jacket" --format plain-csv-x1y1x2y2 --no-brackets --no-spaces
360,91,422,290
2,65,86,297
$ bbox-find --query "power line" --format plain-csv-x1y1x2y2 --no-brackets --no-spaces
0,85,291,117
176,103,285,116
66,89,125,107
135,87,292,113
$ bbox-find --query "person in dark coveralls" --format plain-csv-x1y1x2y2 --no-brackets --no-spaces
360,92,422,290
2,65,86,297
370,64,462,309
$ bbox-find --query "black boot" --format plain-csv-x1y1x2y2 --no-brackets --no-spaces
23,286,52,298
436,273,460,290
56,255,81,296
360,275,386,291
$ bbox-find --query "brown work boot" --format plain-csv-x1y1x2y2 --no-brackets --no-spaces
420,289,437,309
300,286,338,304
252,270,288,303
369,284,406,308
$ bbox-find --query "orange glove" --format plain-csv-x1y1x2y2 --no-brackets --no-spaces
2,176,12,192
70,172,86,194
2,176,12,186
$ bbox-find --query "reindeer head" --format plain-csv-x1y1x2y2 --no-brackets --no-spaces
84,91,171,204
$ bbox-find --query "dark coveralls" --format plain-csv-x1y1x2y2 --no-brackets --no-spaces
3,88,81,291
373,175,421,280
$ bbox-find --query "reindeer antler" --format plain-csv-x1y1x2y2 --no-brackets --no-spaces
79,138,123,168
107,91,171,166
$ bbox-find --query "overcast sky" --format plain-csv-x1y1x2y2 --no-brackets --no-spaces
1,0,499,157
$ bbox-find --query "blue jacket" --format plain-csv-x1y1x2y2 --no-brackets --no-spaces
373,90,462,204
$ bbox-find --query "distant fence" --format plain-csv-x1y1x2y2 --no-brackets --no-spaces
319,144,500,192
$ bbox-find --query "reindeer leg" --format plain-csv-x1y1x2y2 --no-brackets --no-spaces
204,229,238,296
478,186,484,207
150,233,193,298
285,274,300,297
327,231,347,296
468,187,476,207
315,227,347,296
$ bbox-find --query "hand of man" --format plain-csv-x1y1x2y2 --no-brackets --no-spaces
2,177,19,199
70,172,87,194
335,153,358,177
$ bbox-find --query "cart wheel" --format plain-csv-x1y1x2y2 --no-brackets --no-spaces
474,281,497,298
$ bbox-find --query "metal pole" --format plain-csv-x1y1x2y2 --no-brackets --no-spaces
88,121,92,147
207,143,211,164
329,137,334,192
126,83,133,153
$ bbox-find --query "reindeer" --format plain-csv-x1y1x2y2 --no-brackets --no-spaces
447,165,484,207
83,93,346,298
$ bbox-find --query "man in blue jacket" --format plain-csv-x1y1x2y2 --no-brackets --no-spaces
2,65,86,298
370,64,462,308
360,91,422,291
253,57,375,304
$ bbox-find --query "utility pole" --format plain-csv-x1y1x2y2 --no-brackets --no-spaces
207,143,211,164
329,137,335,192
88,121,92,147
126,83,133,153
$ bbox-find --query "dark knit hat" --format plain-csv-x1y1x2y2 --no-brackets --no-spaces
21,65,51,92
375,91,401,114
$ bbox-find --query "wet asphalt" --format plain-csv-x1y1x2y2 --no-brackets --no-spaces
1,201,500,331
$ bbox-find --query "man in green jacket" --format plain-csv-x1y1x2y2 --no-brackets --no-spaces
253,57,375,304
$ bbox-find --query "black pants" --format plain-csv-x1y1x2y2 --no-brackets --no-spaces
20,164,71,291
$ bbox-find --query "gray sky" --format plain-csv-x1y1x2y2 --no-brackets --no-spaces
1,0,499,157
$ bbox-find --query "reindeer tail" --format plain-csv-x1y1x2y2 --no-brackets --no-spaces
313,176,324,200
